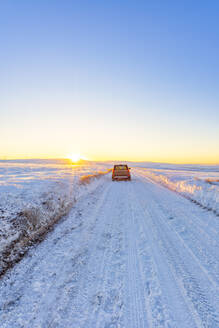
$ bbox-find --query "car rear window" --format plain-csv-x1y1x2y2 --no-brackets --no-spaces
114,165,128,170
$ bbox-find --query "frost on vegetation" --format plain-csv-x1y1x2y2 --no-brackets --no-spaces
0,160,111,276
79,169,112,185
0,186,76,276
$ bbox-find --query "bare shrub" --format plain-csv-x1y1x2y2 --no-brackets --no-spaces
80,175,93,185
21,207,41,231
79,169,112,185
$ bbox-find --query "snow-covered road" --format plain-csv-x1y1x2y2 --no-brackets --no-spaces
1,170,219,328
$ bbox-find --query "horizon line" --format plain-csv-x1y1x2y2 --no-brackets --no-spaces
0,157,219,166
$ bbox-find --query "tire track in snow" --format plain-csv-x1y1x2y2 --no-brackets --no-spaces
129,181,195,328
135,170,219,287
35,181,113,328
158,204,219,287
81,182,126,328
123,182,149,328
132,175,219,327
0,180,112,328
136,169,219,237
57,180,126,328
136,173,219,288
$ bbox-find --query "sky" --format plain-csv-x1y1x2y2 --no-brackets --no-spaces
0,0,219,164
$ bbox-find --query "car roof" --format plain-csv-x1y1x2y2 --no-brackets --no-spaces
114,164,128,167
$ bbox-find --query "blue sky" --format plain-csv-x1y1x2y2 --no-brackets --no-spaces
1,1,219,163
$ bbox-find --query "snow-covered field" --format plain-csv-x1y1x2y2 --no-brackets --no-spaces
0,160,219,327
0,159,111,275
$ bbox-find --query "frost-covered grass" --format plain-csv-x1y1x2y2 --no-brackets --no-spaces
79,169,112,185
0,159,111,276
135,164,219,214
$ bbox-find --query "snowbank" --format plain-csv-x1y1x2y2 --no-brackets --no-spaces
135,167,219,214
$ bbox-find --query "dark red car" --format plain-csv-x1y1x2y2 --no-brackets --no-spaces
112,164,131,181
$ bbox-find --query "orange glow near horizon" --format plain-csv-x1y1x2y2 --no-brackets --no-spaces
1,153,219,165
67,153,88,164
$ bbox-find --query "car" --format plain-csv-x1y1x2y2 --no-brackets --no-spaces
112,164,131,181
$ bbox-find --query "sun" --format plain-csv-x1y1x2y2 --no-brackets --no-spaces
69,153,81,163
68,153,88,163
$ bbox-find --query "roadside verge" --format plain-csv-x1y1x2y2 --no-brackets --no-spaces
0,170,111,278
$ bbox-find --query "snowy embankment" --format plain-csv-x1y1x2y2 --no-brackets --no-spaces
135,165,219,214
0,159,111,276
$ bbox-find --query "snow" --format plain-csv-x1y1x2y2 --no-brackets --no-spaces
0,161,219,327
0,159,111,275
133,163,219,214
